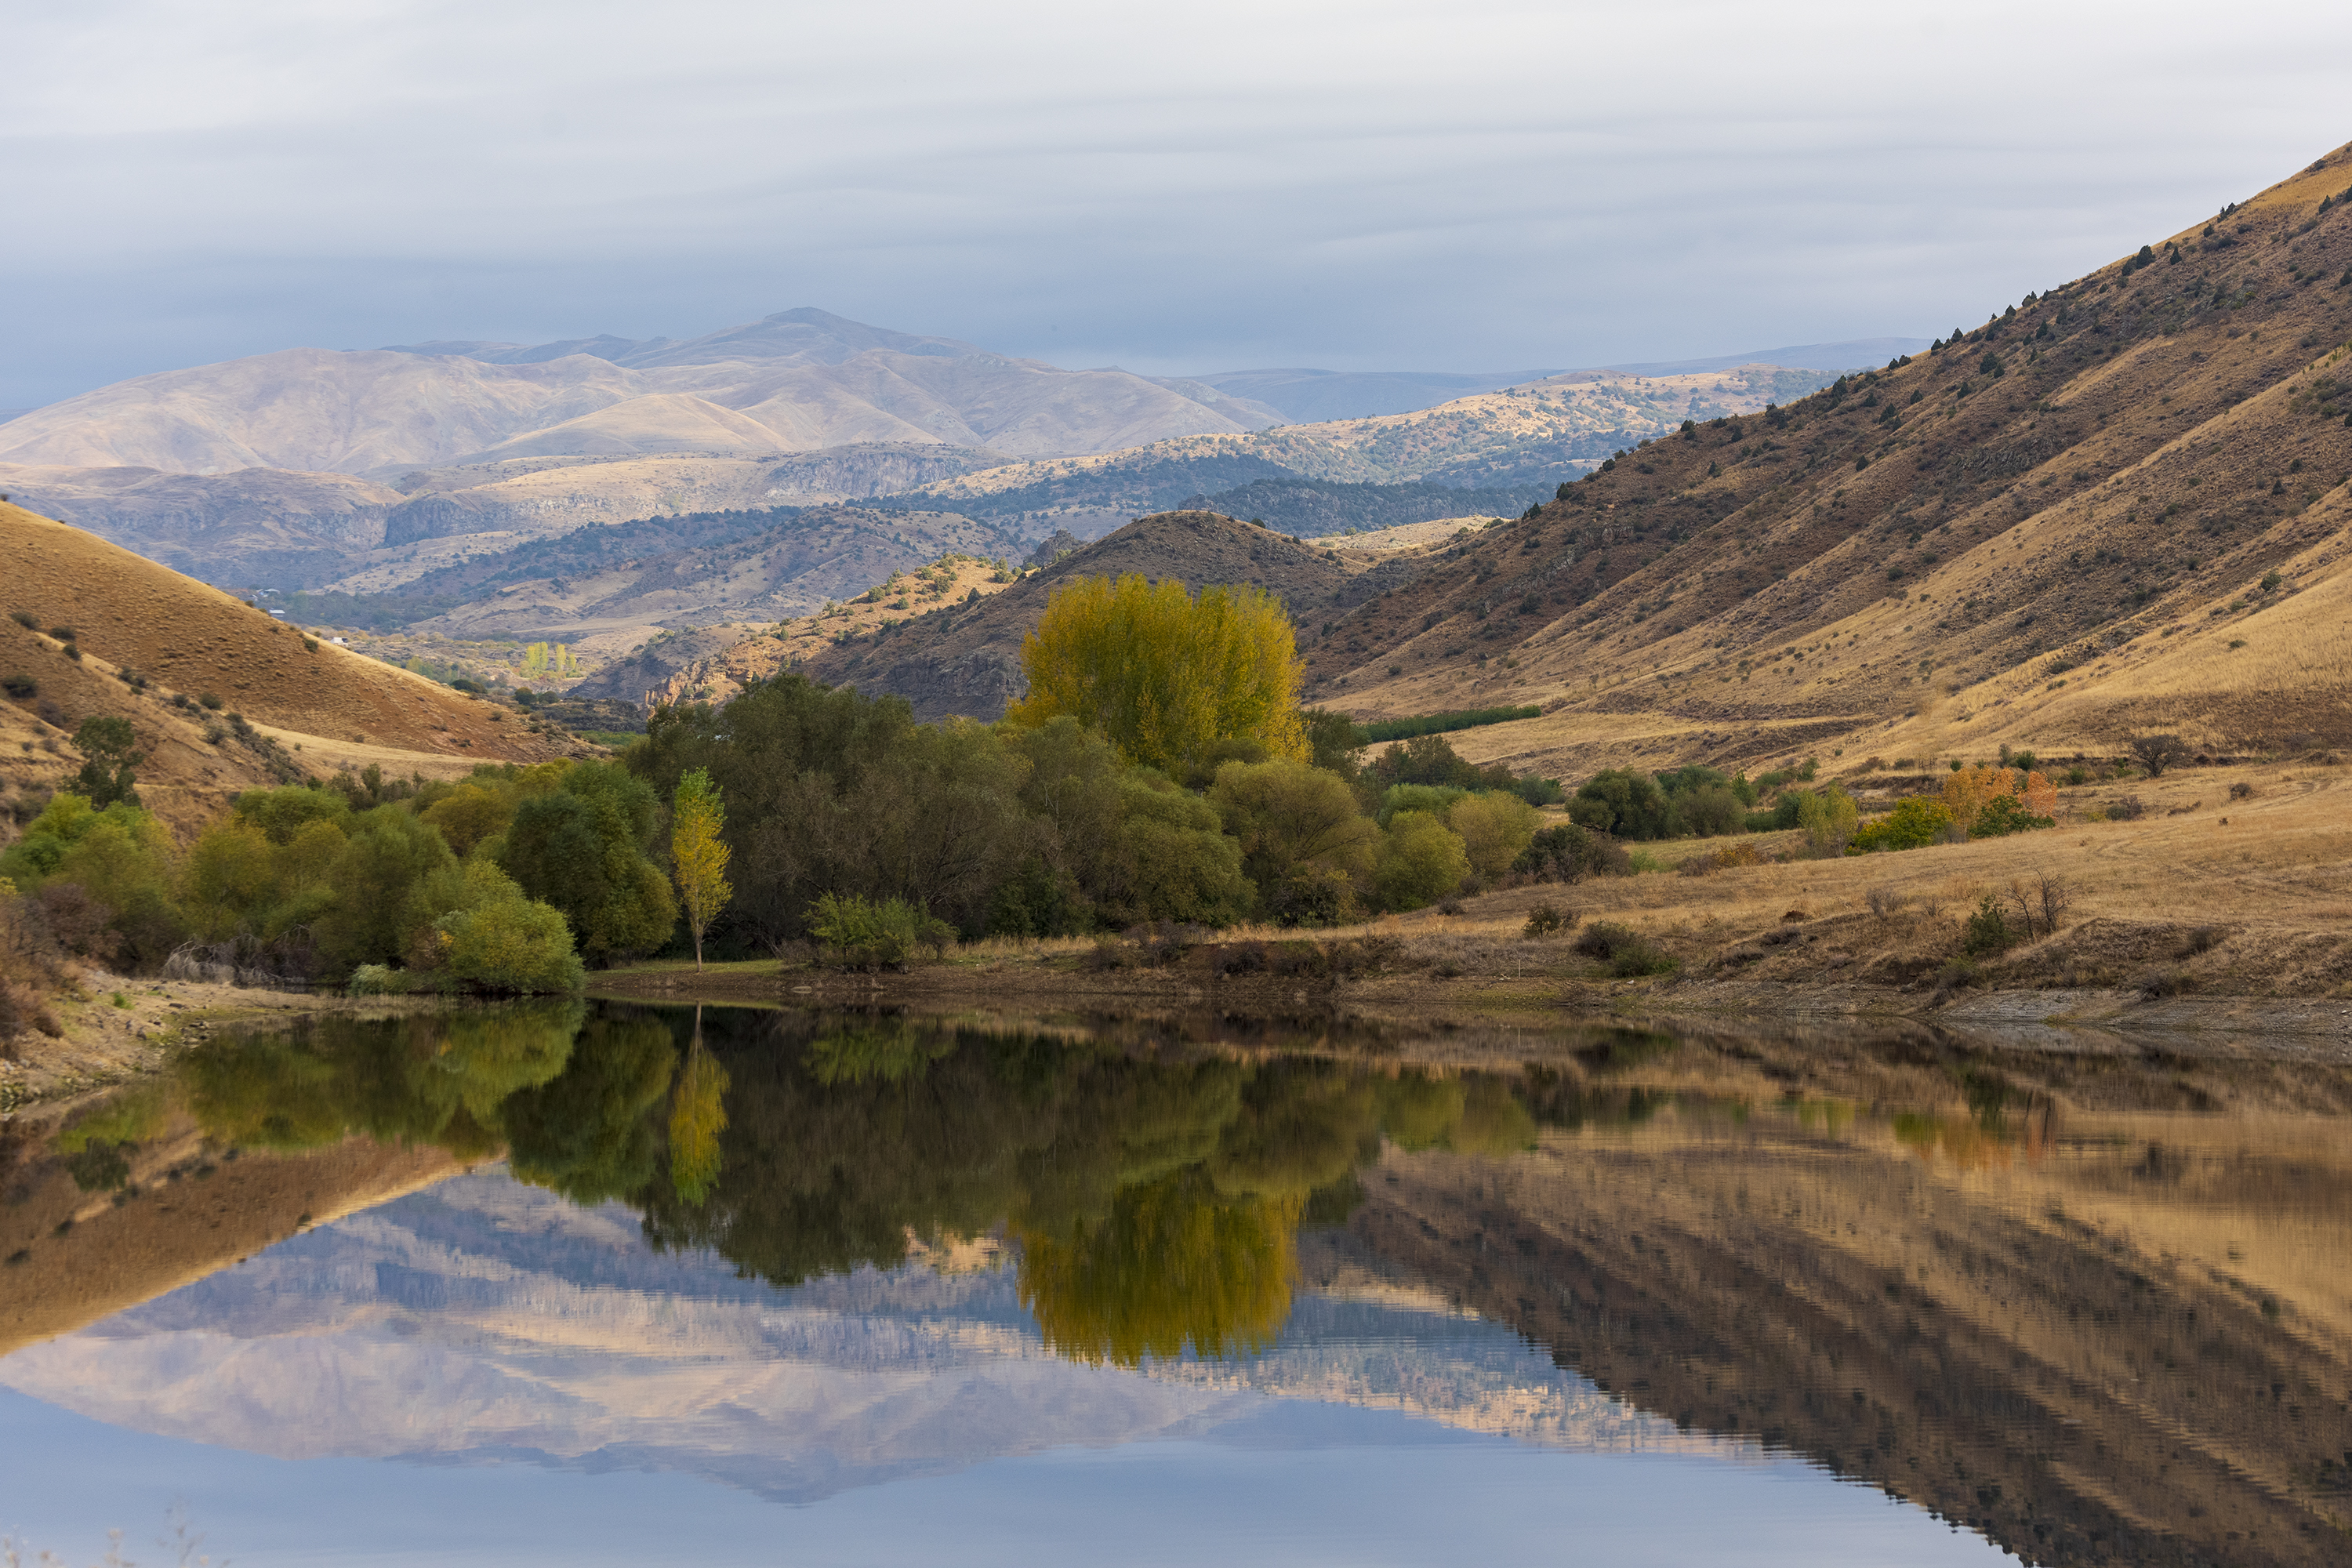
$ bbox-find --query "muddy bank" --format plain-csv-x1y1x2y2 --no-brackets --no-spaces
590,927,2352,1053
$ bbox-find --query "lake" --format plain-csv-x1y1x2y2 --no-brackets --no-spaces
4,1000,2348,1566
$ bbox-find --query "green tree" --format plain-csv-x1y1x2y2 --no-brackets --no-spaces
1105,775,1251,926
1209,759,1380,924
1007,574,1307,777
435,860,585,993
1374,810,1470,909
500,763,677,960
71,717,142,808
1798,786,1860,856
670,768,731,969
1569,768,1675,840
1446,791,1541,881
314,805,459,969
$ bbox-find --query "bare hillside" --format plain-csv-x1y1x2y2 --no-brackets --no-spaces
1298,145,2352,776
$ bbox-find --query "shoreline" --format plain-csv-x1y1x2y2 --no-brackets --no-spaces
0,971,452,1115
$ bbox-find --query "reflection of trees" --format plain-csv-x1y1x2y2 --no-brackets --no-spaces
502,1013,677,1203
176,1001,1544,1369
180,1002,583,1160
1018,1173,1299,1365
632,1020,1532,1365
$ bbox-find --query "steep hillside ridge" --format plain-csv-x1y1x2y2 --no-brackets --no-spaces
1303,144,2352,775
0,506,566,825
796,512,1362,722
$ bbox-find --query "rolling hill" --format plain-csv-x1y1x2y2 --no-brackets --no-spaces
0,503,579,836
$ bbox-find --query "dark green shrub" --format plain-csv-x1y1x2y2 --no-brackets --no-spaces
1970,795,2054,837
1961,896,2016,956
1570,768,1675,839
1,673,32,699
1512,824,1631,883
1523,903,1569,937
1573,922,1675,976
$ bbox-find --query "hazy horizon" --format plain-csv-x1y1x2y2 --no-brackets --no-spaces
5,0,2347,408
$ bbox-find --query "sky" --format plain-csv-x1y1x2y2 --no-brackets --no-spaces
4,0,2348,408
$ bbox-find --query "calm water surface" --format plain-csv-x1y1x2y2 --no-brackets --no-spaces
4,1002,2349,1566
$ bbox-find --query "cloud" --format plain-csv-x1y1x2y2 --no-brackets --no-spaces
3,0,2347,405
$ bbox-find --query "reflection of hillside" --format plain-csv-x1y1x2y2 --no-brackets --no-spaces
0,1174,1725,1503
1350,1094,2352,1567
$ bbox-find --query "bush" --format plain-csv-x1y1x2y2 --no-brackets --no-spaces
2105,794,2147,821
1512,823,1632,883
1,674,32,699
1798,787,1858,855
1574,920,1674,975
1569,768,1675,839
347,963,407,996
806,891,954,970
1970,795,2055,837
1849,796,1955,854
1523,903,1570,937
437,863,586,993
1961,895,2017,956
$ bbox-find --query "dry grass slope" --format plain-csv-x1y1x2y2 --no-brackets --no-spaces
1,502,575,835
1299,142,2352,779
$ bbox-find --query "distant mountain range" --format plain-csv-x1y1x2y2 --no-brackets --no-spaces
0,307,1900,639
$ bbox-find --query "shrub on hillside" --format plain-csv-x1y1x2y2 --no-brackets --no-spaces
1970,795,2056,837
1848,797,1957,854
1512,824,1632,884
1573,920,1675,976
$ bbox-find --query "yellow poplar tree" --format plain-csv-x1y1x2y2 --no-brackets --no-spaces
670,768,731,970
1007,574,1306,776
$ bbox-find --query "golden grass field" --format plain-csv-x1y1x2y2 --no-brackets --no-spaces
2,501,583,834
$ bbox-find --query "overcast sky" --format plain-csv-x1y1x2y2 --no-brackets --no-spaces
5,0,2347,408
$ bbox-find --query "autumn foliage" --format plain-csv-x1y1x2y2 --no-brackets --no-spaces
1943,765,2056,833
1008,574,1307,777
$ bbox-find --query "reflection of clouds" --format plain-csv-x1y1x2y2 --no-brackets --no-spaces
0,1173,1740,1506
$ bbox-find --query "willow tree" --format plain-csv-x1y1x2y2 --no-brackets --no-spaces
1007,575,1306,777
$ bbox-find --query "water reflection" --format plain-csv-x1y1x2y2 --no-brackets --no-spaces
3,1003,2350,1566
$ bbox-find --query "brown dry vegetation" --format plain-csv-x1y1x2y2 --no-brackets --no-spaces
1282,146,2352,776
0,501,586,837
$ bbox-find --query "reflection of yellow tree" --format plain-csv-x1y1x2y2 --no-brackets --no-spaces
1018,1170,1301,1367
670,1018,729,1205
